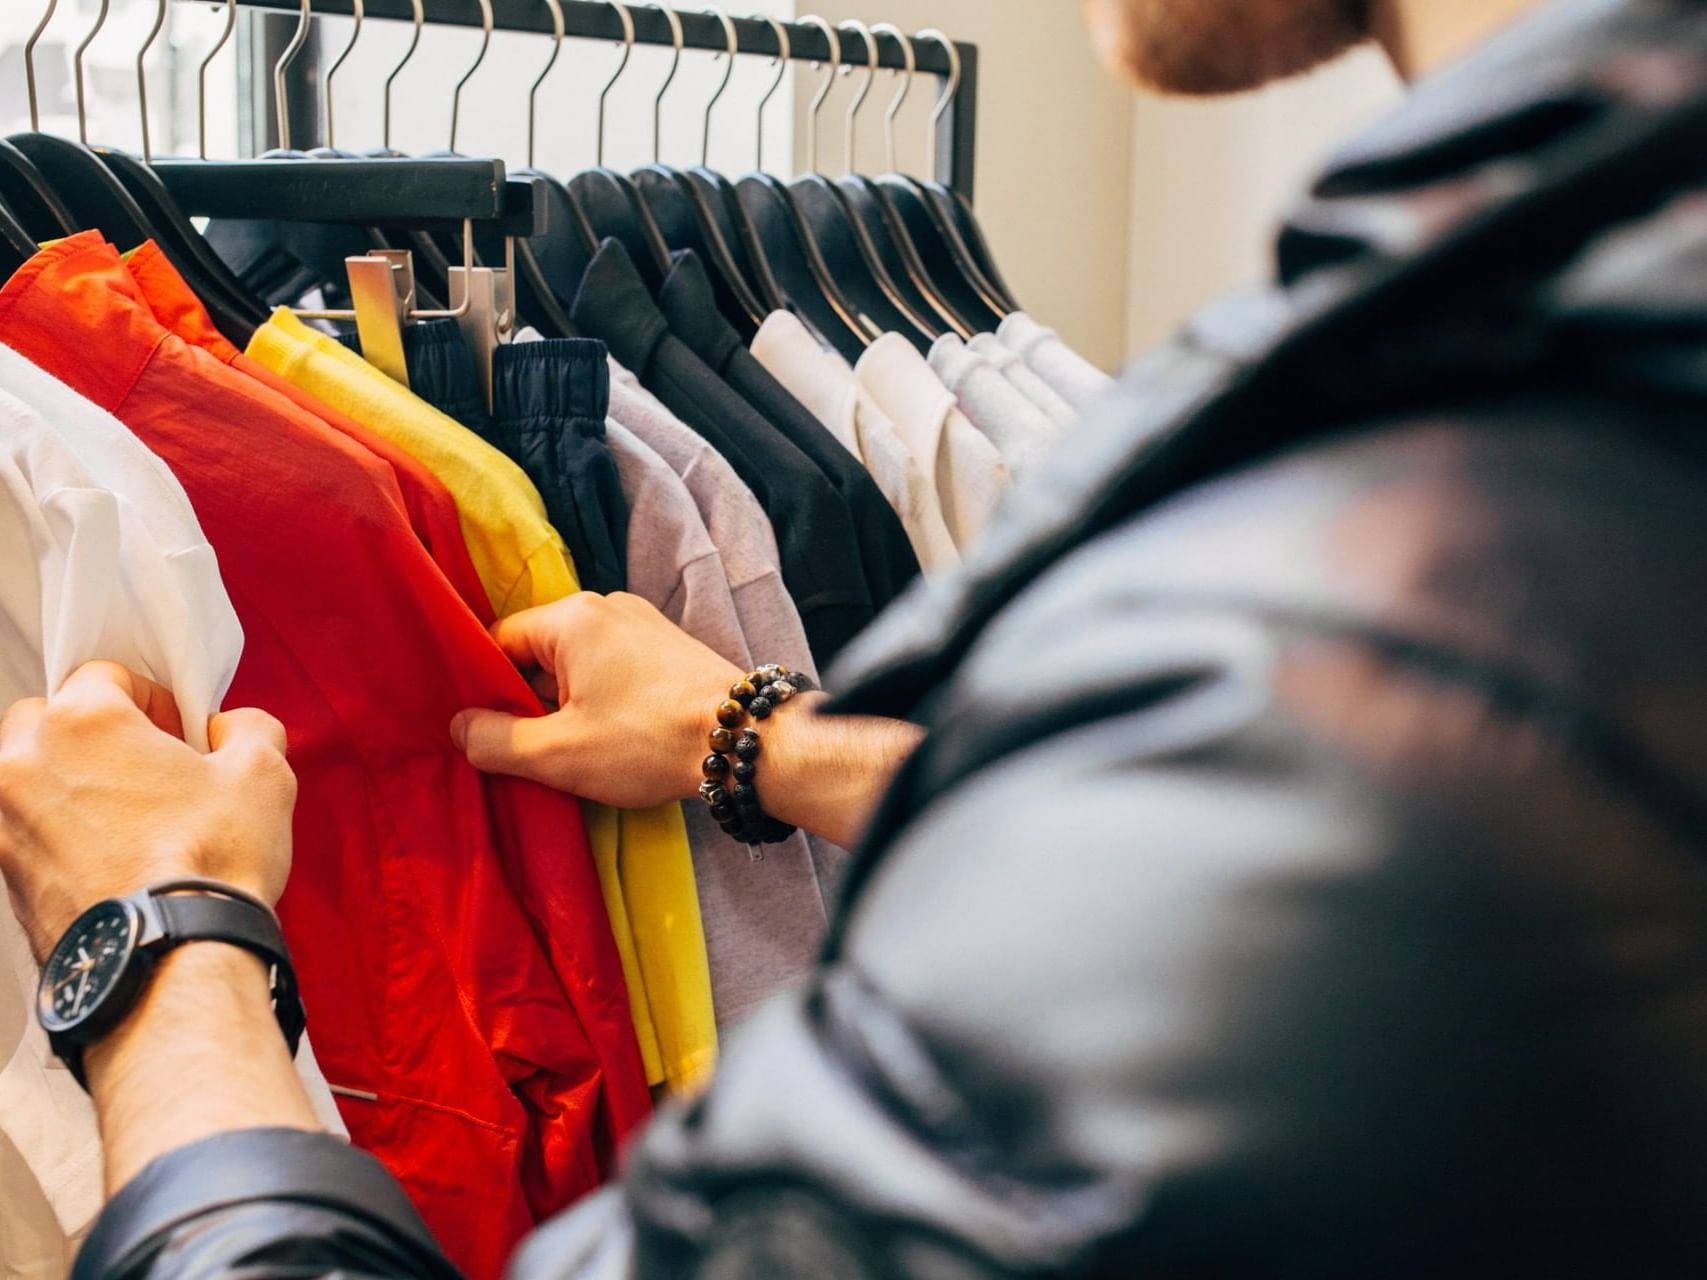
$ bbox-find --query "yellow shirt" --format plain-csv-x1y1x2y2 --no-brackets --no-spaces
249,310,716,1092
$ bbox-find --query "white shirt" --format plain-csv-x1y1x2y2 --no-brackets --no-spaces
853,334,1010,554
751,312,960,575
967,332,1076,430
0,349,344,1280
928,334,1058,481
997,311,1116,411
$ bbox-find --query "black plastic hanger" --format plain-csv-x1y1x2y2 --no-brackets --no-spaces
946,185,1021,313
0,140,74,239
687,167,788,313
736,174,873,363
873,31,1012,327
836,23,977,336
0,195,34,269
788,19,942,349
628,8,767,334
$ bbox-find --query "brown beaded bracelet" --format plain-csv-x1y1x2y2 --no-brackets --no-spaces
700,664,816,846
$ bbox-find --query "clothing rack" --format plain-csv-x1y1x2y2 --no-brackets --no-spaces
200,0,980,199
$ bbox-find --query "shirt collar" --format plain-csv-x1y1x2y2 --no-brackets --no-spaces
656,250,742,372
568,238,672,376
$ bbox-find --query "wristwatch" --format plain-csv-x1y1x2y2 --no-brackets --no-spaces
36,878,305,1090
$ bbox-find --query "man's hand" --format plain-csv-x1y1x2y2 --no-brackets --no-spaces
453,594,925,848
0,661,297,963
451,593,746,809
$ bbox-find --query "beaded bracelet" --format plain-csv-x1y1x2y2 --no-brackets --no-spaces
699,664,817,847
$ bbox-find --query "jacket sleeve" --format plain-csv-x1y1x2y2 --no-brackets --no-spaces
516,584,1707,1277
73,1128,461,1280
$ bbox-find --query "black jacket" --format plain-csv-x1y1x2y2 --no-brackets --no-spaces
73,2,1707,1277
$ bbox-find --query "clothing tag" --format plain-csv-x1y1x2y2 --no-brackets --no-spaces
749,848,764,863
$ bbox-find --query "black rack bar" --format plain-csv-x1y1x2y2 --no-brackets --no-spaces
152,155,546,234
194,0,980,199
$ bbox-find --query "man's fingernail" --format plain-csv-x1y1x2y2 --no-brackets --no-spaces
449,713,468,750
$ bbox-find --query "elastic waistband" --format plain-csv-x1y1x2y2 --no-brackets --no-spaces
494,338,611,431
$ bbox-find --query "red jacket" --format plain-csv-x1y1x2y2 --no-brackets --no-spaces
0,234,650,1280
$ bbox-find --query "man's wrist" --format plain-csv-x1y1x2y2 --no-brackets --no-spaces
84,938,322,1195
83,942,273,1095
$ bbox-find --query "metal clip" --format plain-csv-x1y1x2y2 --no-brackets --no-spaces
345,250,415,389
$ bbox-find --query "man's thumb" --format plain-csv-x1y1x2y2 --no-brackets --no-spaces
451,709,560,785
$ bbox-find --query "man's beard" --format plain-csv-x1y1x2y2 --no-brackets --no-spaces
1085,0,1375,95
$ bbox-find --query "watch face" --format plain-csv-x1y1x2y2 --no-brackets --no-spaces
37,899,141,1035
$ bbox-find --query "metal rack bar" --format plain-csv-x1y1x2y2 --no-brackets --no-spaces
194,0,980,198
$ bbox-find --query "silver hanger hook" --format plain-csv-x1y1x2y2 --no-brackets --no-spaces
73,0,112,145
597,2,636,166
915,28,960,180
648,3,684,165
137,0,167,162
700,8,737,168
273,0,311,151
797,16,838,176
198,0,238,160
529,0,566,168
750,13,788,174
25,0,57,133
323,0,364,150
383,0,424,151
870,23,912,175
837,19,875,178
450,0,495,153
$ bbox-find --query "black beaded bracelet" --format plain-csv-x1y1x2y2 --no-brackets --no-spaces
700,664,816,846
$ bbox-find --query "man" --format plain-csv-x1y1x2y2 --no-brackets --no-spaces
6,0,1707,1275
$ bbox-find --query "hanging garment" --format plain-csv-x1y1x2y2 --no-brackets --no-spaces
340,324,630,598
336,321,715,1092
853,335,1011,553
0,234,650,1280
752,311,960,575
509,331,834,1025
491,339,713,1091
604,419,747,665
125,245,494,626
568,239,874,664
247,309,577,619
966,332,1076,430
0,348,346,1280
655,252,922,610
996,312,1114,411
928,334,1061,479
600,412,834,1025
604,358,818,682
488,341,628,598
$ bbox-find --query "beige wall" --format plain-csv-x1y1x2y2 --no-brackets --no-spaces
1124,47,1401,353
789,3,1135,372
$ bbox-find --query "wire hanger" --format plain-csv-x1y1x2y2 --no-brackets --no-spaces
198,0,238,162
10,0,158,253
671,9,790,317
787,15,942,347
322,0,363,152
0,0,77,239
833,18,970,336
875,29,1014,326
566,0,672,286
629,3,768,331
105,0,270,334
732,13,872,359
383,0,425,153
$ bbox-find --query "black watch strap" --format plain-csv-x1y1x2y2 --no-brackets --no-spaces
151,892,305,1048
